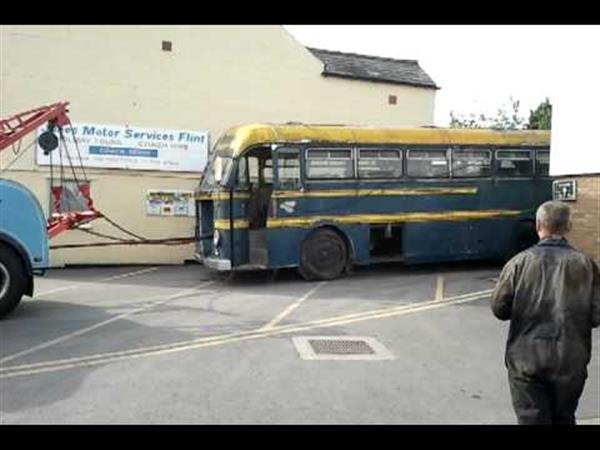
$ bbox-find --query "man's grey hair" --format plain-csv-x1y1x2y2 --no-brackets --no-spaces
536,201,572,235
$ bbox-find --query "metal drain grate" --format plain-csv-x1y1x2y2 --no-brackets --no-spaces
293,336,394,360
309,339,375,355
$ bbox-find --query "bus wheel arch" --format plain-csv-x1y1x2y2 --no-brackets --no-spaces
0,241,29,319
298,224,351,281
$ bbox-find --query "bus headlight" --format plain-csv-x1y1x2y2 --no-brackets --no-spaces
213,230,221,248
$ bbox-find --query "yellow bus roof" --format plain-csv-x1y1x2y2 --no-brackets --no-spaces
218,123,551,158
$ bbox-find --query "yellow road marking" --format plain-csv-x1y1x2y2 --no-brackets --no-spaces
260,282,326,330
435,276,445,301
33,267,159,298
0,288,493,379
0,280,216,365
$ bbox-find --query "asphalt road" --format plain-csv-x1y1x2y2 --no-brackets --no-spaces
1,262,598,424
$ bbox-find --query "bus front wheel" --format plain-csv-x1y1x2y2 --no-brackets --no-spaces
299,228,348,281
0,243,27,319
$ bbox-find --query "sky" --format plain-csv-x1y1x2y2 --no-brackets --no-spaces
284,26,600,128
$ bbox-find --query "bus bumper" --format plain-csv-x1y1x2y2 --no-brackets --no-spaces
195,253,232,271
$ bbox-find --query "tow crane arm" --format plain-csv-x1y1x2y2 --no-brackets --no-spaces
0,102,102,238
0,102,70,149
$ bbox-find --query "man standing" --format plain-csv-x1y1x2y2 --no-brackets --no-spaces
492,201,600,425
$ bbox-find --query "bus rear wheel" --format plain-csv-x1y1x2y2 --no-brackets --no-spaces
299,228,348,281
0,243,26,319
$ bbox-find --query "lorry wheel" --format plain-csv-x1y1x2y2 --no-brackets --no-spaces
298,228,348,281
0,243,27,319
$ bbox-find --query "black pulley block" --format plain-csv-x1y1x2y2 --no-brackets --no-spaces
38,130,59,154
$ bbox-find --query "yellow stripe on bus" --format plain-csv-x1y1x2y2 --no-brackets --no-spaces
271,187,478,199
196,192,251,201
266,210,522,228
197,187,477,201
214,219,250,230
212,210,522,230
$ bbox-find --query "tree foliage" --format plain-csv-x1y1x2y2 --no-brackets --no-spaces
450,97,525,130
526,98,552,130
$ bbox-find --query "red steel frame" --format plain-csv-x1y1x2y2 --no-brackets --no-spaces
1,102,101,238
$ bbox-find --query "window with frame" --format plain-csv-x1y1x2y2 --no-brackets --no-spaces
276,148,301,189
236,156,249,188
305,148,354,179
248,156,259,185
406,149,449,178
263,159,274,184
496,149,533,177
536,150,550,176
452,149,492,178
358,148,403,179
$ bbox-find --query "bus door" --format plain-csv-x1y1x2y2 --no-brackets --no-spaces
245,146,274,266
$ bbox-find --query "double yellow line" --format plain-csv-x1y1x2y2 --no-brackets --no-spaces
0,288,493,379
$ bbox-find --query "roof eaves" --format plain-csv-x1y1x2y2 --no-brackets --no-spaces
321,71,440,90
307,47,419,65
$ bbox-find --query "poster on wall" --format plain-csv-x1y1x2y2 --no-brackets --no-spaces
146,190,196,217
36,122,209,172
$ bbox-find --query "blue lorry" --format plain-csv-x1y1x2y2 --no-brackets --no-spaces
0,102,98,318
0,179,50,317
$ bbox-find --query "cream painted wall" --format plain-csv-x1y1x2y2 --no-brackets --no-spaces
0,25,436,266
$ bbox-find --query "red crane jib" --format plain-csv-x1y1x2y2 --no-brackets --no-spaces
1,102,101,238
0,102,70,150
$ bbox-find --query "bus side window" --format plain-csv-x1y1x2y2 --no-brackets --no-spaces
236,157,249,189
247,157,259,186
496,149,533,177
358,148,403,179
536,150,550,176
305,148,354,180
406,149,449,178
263,159,274,184
276,148,301,189
452,149,492,178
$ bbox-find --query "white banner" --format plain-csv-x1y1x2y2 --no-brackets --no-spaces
36,122,208,172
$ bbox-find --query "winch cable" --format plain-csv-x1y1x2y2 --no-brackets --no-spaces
66,119,88,183
59,128,82,188
48,130,206,248
100,214,148,242
0,122,203,248
49,233,212,250
74,227,134,242
0,138,36,174
49,143,54,191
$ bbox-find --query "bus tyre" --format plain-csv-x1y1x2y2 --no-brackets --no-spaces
0,243,26,319
299,228,348,281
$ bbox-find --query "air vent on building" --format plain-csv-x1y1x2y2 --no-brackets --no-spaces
388,95,397,105
162,41,172,52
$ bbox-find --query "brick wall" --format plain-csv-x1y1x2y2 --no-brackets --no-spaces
564,176,600,264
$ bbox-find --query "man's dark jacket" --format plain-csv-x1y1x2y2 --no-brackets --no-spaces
492,238,600,381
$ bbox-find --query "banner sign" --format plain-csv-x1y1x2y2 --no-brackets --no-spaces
37,122,208,172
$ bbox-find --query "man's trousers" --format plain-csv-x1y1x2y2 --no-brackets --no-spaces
508,372,587,425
